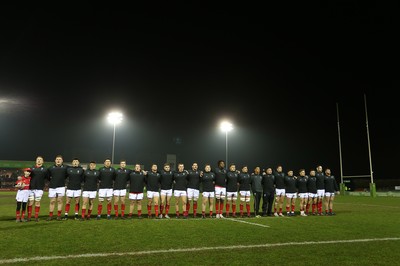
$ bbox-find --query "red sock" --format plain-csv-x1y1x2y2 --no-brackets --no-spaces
49,212,53,217
240,204,244,216
21,211,25,219
114,205,119,217
82,209,86,218
97,205,103,215
225,203,230,215
65,203,70,214
329,208,332,213
88,209,92,216
107,203,112,215
291,205,295,212
186,202,190,212
312,203,316,213
274,207,277,213
202,211,205,216
28,206,32,219
232,204,236,215
193,202,197,216
209,211,213,217
16,210,20,220
306,204,310,213
35,206,40,219
215,202,219,213
121,204,125,217
246,203,251,215
57,210,61,217
138,210,142,217
147,205,151,215
75,203,79,214
166,204,170,214
279,208,282,213
176,211,179,217
286,206,290,212
219,203,224,214
155,205,159,216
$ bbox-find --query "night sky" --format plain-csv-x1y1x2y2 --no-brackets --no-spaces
0,4,398,180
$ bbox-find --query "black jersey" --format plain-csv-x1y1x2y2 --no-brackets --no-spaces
262,173,275,193
83,169,100,191
214,167,227,187
324,175,339,193
226,171,239,192
238,172,251,191
29,165,48,190
296,176,308,193
129,171,145,193
114,168,130,190
307,175,317,194
145,171,160,192
201,171,215,192
98,166,116,189
251,173,263,193
160,170,174,190
273,170,285,189
173,170,188,191
187,169,201,190
66,166,84,190
284,175,297,193
316,171,325,189
48,165,68,189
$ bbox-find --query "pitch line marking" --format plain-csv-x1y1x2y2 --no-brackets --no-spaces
335,202,400,209
223,217,270,228
1,237,399,264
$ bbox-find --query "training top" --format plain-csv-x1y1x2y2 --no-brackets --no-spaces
200,171,215,192
226,170,239,192
214,167,227,187
145,171,160,192
48,164,68,189
296,176,308,193
29,165,48,190
114,168,130,190
83,169,100,191
284,175,297,193
316,171,325,189
262,173,275,193
307,175,317,194
273,170,285,189
187,169,201,190
98,166,116,189
173,170,188,191
160,170,174,190
66,166,84,190
238,172,251,191
251,173,263,193
129,170,145,193
324,175,339,193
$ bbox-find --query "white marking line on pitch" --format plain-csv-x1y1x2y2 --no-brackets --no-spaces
223,217,270,228
336,202,400,209
3,237,399,264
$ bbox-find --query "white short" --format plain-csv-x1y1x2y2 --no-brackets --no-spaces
113,189,127,197
129,193,144,200
308,193,318,198
48,187,66,198
317,189,325,197
226,191,238,199
275,188,286,196
98,188,113,198
298,193,308,199
16,190,30,202
325,192,335,198
215,186,226,198
286,193,297,199
202,191,215,198
174,190,187,197
29,189,44,201
160,189,173,196
147,190,159,199
82,191,97,199
187,188,199,199
239,190,251,197
66,189,82,198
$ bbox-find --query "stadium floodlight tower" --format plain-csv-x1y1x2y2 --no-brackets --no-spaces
107,111,123,165
220,121,233,167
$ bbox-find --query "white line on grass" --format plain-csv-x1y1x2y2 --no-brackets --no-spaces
1,237,399,264
335,202,400,209
223,217,270,228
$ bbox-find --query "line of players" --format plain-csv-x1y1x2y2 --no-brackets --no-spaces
15,155,339,222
